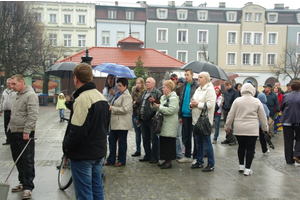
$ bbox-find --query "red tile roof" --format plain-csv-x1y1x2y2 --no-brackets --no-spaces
117,35,144,45
58,46,185,68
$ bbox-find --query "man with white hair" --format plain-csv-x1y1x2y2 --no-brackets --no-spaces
137,77,162,163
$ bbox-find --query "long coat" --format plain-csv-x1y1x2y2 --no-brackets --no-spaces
280,91,300,124
110,89,133,130
152,91,179,138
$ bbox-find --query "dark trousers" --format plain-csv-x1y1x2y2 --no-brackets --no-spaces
259,128,268,153
236,135,257,169
140,119,159,161
8,131,35,190
283,125,300,164
107,130,128,165
4,110,11,143
223,110,236,142
182,117,197,158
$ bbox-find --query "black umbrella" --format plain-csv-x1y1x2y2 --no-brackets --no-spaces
180,61,229,81
45,62,78,78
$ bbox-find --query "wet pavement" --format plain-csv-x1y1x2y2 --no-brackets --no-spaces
0,105,300,200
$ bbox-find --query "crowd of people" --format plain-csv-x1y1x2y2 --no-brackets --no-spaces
1,63,300,199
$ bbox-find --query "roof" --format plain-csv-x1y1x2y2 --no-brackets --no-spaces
117,35,144,45
58,46,185,68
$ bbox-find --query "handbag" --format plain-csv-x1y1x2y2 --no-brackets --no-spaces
151,98,170,135
193,103,212,136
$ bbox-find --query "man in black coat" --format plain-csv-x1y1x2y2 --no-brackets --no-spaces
263,84,280,119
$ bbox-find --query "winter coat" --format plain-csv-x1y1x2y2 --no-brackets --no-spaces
280,91,300,124
179,79,199,118
138,88,162,121
225,83,269,136
8,86,39,134
0,88,16,112
110,89,133,130
265,91,280,118
257,93,270,128
151,91,179,138
56,93,67,110
63,82,110,160
131,86,144,115
222,87,239,111
191,82,216,126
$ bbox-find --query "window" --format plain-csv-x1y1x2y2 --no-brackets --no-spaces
157,28,168,42
78,35,86,47
242,53,251,65
198,30,208,43
253,53,262,65
255,13,262,22
177,51,187,63
49,14,56,23
227,12,237,22
245,13,252,21
268,13,278,23
49,34,57,46
297,13,300,23
227,53,236,65
117,31,125,42
228,32,236,44
177,30,188,43
159,50,168,54
63,34,71,47
297,33,300,46
78,15,85,24
64,14,71,24
108,10,116,19
243,32,251,44
268,33,277,45
197,11,207,21
102,31,110,44
126,11,134,20
131,32,140,39
157,9,168,19
177,10,187,20
198,51,208,62
35,13,42,22
254,33,262,45
267,54,276,65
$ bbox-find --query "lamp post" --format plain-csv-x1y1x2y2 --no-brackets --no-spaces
81,49,93,65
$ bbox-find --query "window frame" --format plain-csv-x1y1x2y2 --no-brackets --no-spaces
253,32,263,45
177,9,188,20
255,13,262,22
197,30,209,44
78,35,86,47
245,13,252,22
267,53,277,65
268,32,278,45
63,34,72,47
49,33,57,46
131,32,140,39
126,11,134,20
157,28,168,43
197,10,208,21
78,15,86,24
197,51,208,62
227,12,237,22
177,29,188,44
253,53,263,66
101,31,110,45
177,50,188,63
242,53,251,65
268,13,278,23
227,31,237,44
108,10,117,19
159,50,168,54
64,14,71,24
156,8,168,19
116,31,125,42
297,13,300,23
35,13,42,22
49,14,57,23
227,52,237,65
243,32,252,45
297,32,300,46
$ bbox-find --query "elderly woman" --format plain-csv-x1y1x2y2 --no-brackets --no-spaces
280,80,300,165
105,78,133,167
225,83,268,176
190,72,216,172
152,80,179,169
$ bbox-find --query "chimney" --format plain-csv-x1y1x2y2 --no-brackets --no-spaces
274,4,284,9
182,1,193,7
115,1,118,6
284,6,289,9
219,2,225,8
168,1,175,7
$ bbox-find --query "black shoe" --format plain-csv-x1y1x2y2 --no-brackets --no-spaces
2,142,10,145
131,152,141,157
149,159,158,163
56,165,61,169
202,164,214,172
221,140,230,144
157,161,166,167
139,157,150,162
191,163,204,169
160,163,172,169
229,141,236,146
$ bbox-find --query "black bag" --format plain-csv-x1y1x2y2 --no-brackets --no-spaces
151,111,164,135
214,102,219,113
193,103,212,136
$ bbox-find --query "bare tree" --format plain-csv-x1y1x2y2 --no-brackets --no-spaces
198,44,210,62
271,43,300,80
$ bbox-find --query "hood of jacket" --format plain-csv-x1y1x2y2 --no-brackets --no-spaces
241,83,255,97
257,93,267,104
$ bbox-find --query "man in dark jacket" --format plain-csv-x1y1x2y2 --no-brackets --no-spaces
263,84,280,119
178,69,199,163
63,63,110,200
222,81,240,145
137,77,162,163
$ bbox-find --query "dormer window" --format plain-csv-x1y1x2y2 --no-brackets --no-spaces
268,13,278,23
245,13,252,21
177,9,188,20
227,12,237,22
126,11,134,20
297,13,300,23
157,9,168,19
108,10,116,19
197,11,208,21
255,13,262,22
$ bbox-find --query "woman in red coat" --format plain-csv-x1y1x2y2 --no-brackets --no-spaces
273,85,283,107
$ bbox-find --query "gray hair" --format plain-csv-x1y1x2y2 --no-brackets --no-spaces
6,78,11,82
198,71,211,83
147,77,156,84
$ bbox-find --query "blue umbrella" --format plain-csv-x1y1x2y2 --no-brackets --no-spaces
94,63,136,78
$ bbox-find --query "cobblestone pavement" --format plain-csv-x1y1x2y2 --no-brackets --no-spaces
1,105,300,200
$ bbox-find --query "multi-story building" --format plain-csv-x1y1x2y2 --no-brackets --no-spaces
95,1,146,47
32,1,96,58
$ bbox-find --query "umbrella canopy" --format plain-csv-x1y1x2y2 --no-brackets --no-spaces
32,80,58,90
212,72,238,87
93,63,136,78
45,62,78,78
180,61,229,81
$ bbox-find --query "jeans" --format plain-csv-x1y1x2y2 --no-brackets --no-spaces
107,130,128,164
195,134,215,166
70,158,104,200
132,115,141,152
59,109,64,120
176,123,183,158
8,131,35,190
182,117,196,158
213,114,221,141
236,136,257,168
140,119,159,161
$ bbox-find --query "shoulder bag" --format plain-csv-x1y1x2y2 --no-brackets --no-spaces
151,98,169,135
193,103,212,136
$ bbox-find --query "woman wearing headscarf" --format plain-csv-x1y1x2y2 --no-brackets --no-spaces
212,86,223,144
